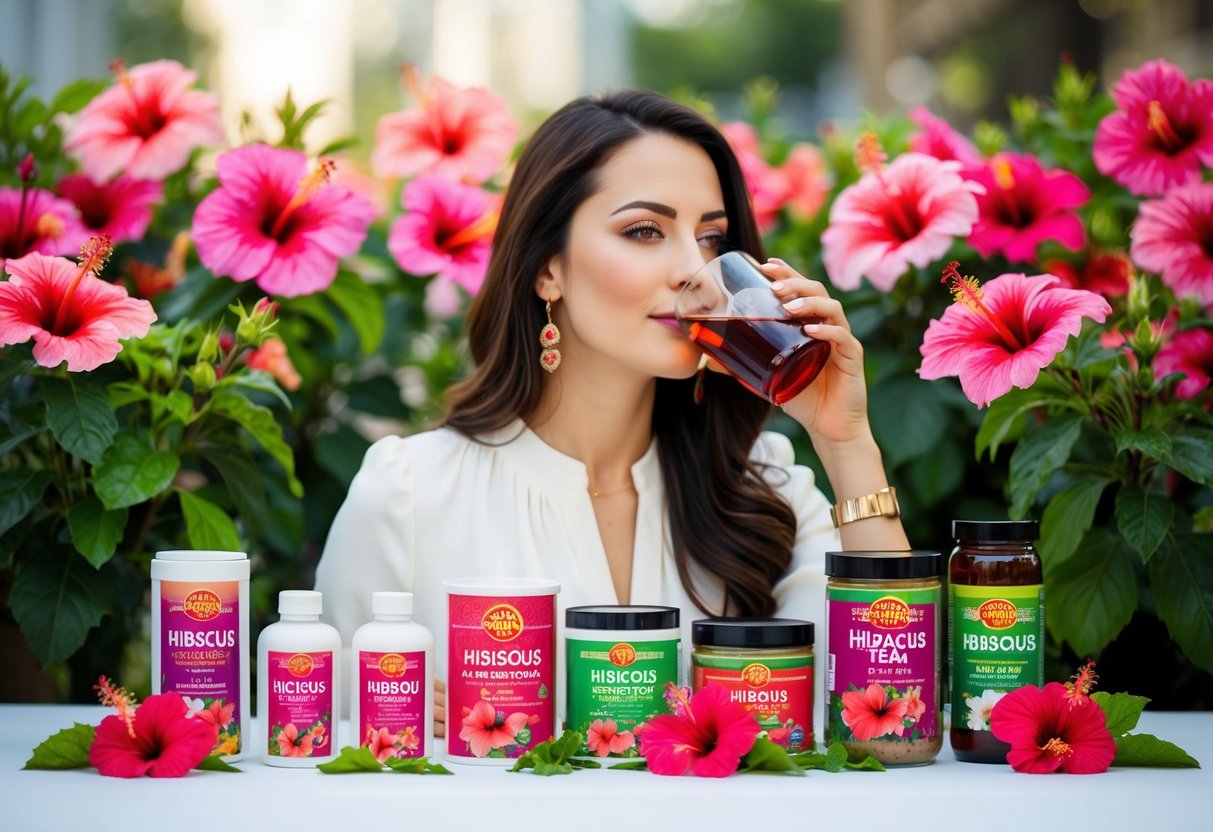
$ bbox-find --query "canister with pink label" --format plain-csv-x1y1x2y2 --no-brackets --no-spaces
444,578,559,765
151,549,250,761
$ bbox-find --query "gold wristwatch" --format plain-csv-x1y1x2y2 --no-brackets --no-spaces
830,486,900,528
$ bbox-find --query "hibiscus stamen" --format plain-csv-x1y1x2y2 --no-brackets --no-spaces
442,205,500,250
53,234,113,335
94,675,138,740
1065,660,1099,706
268,159,336,240
855,132,887,176
940,261,1026,351
1040,736,1073,759
1147,101,1183,152
992,157,1023,227
664,682,695,721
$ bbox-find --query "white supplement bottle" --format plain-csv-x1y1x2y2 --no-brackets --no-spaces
350,592,435,760
257,590,342,767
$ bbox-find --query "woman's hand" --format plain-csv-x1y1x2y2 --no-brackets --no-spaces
435,677,446,738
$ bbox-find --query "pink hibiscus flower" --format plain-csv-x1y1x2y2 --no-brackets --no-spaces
840,683,909,742
1093,59,1213,197
919,263,1111,408
0,186,88,270
397,725,420,753
990,681,1116,774
365,726,398,763
57,173,163,244
458,700,529,758
1043,251,1132,300
192,145,374,297
388,175,497,294
372,70,517,185
89,679,218,778
196,698,234,731
64,59,224,183
246,337,301,391
1154,328,1213,401
0,243,156,372
639,683,759,777
966,153,1089,264
902,685,926,723
821,136,983,291
276,723,315,758
1130,183,1213,307
780,142,832,222
585,718,636,757
721,122,791,231
908,106,983,168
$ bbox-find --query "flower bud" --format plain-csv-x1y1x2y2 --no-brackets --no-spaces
188,362,217,392
1127,273,1151,321
197,330,220,363
973,121,1006,156
1128,317,1162,360
18,153,37,184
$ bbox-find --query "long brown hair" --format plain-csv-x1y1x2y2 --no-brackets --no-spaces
443,90,795,616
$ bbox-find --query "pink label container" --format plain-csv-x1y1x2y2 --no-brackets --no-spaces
444,578,559,765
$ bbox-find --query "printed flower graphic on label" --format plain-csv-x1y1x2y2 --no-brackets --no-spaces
867,597,911,630
182,589,222,622
966,689,1006,731
609,643,637,667
978,599,1018,630
458,699,535,757
273,721,327,758
286,654,314,677
378,653,407,678
586,717,636,757
741,663,771,688
840,684,909,742
481,603,523,642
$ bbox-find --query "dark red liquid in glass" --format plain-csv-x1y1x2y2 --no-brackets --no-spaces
680,316,830,404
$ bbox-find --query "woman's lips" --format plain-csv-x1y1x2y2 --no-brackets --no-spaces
652,315,683,334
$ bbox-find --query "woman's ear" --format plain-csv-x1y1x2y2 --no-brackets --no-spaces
534,254,562,303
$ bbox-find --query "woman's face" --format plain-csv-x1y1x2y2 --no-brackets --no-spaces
538,132,729,381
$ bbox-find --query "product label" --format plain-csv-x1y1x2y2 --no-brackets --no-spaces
826,586,939,745
950,583,1044,732
160,579,241,756
266,650,333,759
358,650,426,758
448,593,555,760
565,638,680,758
692,653,813,750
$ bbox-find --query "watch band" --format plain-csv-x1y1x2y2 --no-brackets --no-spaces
830,486,900,528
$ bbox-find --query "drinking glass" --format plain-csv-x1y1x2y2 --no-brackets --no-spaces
675,251,830,405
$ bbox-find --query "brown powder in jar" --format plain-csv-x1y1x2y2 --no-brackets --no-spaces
841,734,943,766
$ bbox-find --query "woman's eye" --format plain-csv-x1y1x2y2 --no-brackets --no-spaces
623,221,663,241
698,231,728,251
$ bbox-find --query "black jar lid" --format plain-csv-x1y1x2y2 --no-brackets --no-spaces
825,550,942,580
691,618,814,648
566,605,680,630
952,520,1039,542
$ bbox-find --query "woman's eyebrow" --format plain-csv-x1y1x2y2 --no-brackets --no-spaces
611,200,677,218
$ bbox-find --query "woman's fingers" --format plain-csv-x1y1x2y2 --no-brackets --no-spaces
761,258,830,299
435,677,446,738
804,322,864,371
781,295,849,330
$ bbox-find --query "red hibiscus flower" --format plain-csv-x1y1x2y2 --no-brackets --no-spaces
387,175,497,294
919,263,1111,408
458,700,529,758
196,698,234,731
585,717,635,757
57,173,163,244
967,152,1089,265
0,185,88,270
990,682,1116,774
639,683,759,777
0,241,156,372
840,683,909,742
1154,328,1213,401
1130,182,1213,307
1043,251,1132,300
89,687,218,778
1094,59,1213,197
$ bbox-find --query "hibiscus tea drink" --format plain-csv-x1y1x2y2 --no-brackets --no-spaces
680,316,830,405
257,590,342,767
151,550,250,762
565,606,680,761
690,619,815,751
350,592,435,761
824,551,942,766
949,521,1044,763
444,578,559,765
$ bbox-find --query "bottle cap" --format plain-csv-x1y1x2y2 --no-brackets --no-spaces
278,590,322,616
566,605,679,630
373,591,414,616
691,617,814,648
825,550,942,580
952,520,1039,542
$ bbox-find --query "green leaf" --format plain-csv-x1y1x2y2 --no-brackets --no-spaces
316,745,385,773
196,755,243,772
739,737,803,774
843,755,887,771
0,421,45,457
10,546,119,666
0,469,52,538
49,78,106,113
326,270,385,356
1044,528,1137,656
1008,416,1083,518
207,393,303,497
23,723,95,769
225,370,292,410
1113,427,1171,461
1111,733,1200,768
904,440,965,507
1038,476,1111,571
93,432,180,510
1091,691,1148,736
67,496,128,568
39,376,118,464
200,446,268,534
1149,529,1213,675
1161,428,1213,486
179,491,242,551
510,730,584,775
869,376,948,468
1115,486,1174,562
975,388,1040,461
382,756,454,774
608,759,649,771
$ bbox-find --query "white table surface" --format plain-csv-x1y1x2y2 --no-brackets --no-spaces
2,705,1206,831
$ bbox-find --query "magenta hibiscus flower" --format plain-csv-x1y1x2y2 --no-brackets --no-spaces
388,175,497,294
64,59,223,183
722,122,791,231
989,682,1116,774
640,683,759,777
0,241,156,372
840,683,909,742
967,153,1089,265
821,138,982,292
919,262,1111,408
1130,183,1213,307
1154,328,1213,401
908,107,983,168
57,174,163,244
192,145,374,297
1093,59,1213,197
89,677,218,778
0,186,88,270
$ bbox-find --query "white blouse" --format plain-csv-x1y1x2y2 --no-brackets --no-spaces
314,419,839,716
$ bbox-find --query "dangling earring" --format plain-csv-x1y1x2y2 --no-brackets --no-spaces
539,300,562,373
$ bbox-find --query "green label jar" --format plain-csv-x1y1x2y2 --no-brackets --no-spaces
565,605,680,760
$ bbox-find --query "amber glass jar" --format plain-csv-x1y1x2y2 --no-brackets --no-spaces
948,520,1043,763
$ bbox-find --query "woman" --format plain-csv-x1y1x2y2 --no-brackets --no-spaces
315,90,910,735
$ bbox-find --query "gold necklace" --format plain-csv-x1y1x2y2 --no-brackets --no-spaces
588,483,635,498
